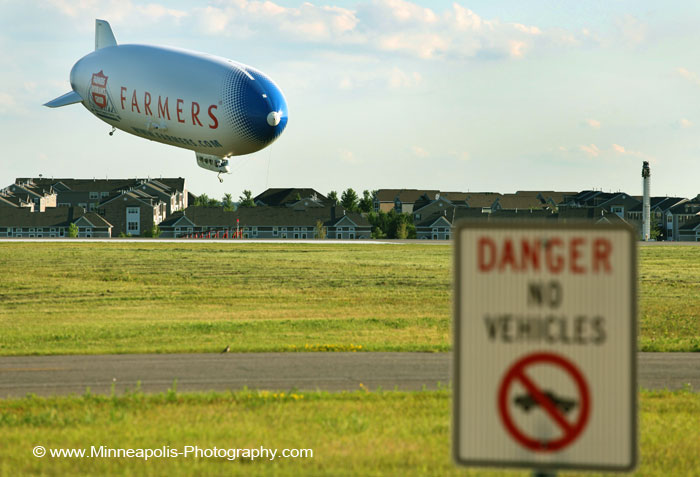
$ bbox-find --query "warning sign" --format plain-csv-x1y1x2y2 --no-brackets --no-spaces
453,223,636,472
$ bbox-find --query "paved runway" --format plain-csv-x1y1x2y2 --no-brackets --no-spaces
0,352,697,398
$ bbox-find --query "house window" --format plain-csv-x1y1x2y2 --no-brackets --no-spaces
668,216,673,223
294,233,299,239
302,233,307,239
101,192,109,198
281,233,287,238
89,192,98,199
126,207,140,235
273,227,278,236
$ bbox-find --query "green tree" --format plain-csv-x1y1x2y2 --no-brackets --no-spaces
221,193,235,211
239,190,255,208
327,191,338,204
145,224,162,238
193,193,220,207
368,210,415,239
67,223,79,238
396,221,408,239
315,220,326,239
341,188,359,212
359,189,374,213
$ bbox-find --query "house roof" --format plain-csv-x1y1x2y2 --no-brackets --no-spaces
497,194,548,210
164,205,370,228
669,200,700,215
415,209,458,227
679,216,700,231
596,212,630,225
412,197,456,216
14,177,186,195
253,188,327,206
0,207,111,228
374,189,440,203
629,197,687,213
98,190,162,208
464,192,502,208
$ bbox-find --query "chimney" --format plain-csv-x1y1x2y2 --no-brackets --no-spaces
331,206,336,222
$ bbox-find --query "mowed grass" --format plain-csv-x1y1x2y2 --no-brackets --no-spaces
0,242,450,355
0,388,696,476
0,242,698,354
638,246,700,351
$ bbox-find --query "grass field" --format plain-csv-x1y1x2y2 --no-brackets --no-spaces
0,387,696,476
0,242,698,354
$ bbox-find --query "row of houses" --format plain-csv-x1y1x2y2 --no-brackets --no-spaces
1,177,189,237
1,179,700,241
376,188,700,241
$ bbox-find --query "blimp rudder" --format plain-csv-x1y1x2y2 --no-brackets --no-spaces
221,65,288,155
95,19,117,50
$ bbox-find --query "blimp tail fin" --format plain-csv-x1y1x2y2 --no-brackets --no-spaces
44,91,83,108
95,19,117,50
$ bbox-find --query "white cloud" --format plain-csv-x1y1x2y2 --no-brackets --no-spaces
679,118,692,129
617,15,648,47
444,149,469,161
0,92,18,114
612,143,655,162
42,0,577,61
388,68,421,89
411,145,429,157
586,119,601,129
339,149,360,164
579,144,600,157
677,67,700,86
333,66,421,91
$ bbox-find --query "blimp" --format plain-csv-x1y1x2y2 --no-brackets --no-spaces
45,20,288,182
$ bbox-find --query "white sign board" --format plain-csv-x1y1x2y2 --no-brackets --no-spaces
453,223,636,472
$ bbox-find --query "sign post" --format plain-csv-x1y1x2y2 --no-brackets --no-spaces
453,223,636,472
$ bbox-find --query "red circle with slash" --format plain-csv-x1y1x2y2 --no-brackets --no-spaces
498,352,590,452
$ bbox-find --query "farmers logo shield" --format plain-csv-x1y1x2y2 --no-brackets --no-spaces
87,70,121,121
91,71,108,108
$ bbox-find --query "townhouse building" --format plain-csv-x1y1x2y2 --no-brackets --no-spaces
0,207,112,238
159,204,371,239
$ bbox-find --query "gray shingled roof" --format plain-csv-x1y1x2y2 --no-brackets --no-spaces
163,205,370,228
253,188,327,206
0,207,111,227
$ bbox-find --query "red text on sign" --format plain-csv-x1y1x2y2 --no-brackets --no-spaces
478,237,612,274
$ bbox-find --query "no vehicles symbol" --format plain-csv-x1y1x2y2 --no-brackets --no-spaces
498,352,590,452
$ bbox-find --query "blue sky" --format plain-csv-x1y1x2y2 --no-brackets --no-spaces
1,0,699,199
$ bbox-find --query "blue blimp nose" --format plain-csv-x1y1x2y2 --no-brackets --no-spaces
221,64,288,152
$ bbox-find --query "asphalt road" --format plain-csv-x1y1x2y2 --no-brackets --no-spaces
0,352,697,398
